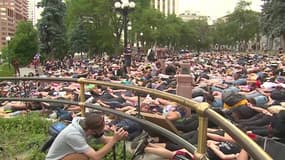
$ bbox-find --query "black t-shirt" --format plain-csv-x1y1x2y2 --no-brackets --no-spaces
207,142,241,160
124,47,132,55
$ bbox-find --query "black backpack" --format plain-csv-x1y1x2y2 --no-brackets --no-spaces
224,93,246,107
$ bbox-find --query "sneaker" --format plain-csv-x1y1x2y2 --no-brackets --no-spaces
131,131,149,150
131,137,148,160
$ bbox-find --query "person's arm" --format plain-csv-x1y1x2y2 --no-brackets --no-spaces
84,128,128,160
249,128,270,136
247,103,273,116
99,135,116,144
108,92,118,98
85,97,94,104
207,133,235,143
208,142,239,159
96,99,111,108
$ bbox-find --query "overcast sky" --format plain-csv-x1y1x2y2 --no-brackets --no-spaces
179,0,263,20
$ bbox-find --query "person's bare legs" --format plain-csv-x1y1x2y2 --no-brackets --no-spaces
155,98,173,106
6,102,27,110
121,94,138,103
116,106,136,112
237,149,249,160
144,143,174,159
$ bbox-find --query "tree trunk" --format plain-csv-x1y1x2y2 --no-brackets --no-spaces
282,33,285,50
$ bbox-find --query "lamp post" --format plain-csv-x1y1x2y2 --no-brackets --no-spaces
198,39,201,54
114,0,135,48
140,32,143,47
6,36,11,69
137,32,143,53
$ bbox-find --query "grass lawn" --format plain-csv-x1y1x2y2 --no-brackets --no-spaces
0,63,14,77
0,113,50,160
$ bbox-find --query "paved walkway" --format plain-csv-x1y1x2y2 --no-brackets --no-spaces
19,67,34,77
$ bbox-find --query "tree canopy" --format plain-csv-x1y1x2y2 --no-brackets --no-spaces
261,0,285,48
30,0,264,57
38,0,67,59
211,0,260,50
1,21,38,66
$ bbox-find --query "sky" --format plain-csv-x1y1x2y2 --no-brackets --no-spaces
179,0,263,20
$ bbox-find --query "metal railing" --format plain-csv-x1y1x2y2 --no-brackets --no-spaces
0,77,272,160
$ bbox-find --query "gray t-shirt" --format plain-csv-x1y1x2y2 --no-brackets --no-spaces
46,118,90,160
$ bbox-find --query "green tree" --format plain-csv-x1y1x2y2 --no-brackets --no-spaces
211,0,260,51
66,0,117,55
228,0,260,44
177,19,211,52
131,7,163,49
261,0,285,49
38,0,67,59
69,19,89,59
156,15,182,48
1,21,38,66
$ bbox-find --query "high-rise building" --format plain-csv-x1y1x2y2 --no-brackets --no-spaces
0,0,28,49
28,0,43,26
150,0,179,16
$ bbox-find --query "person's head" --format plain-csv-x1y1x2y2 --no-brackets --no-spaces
83,112,105,138
203,92,214,103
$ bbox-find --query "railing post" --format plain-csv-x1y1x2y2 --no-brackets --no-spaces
137,95,141,118
78,78,86,117
194,103,209,160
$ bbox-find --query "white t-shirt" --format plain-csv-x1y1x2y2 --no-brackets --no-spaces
46,117,89,160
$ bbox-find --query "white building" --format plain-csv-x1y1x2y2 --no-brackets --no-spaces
179,10,210,22
28,0,43,26
150,0,179,16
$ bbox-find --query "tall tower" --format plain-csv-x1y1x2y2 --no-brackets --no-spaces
0,0,28,49
151,0,179,16
28,0,43,26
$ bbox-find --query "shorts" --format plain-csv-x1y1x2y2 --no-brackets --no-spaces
124,55,131,67
172,150,193,160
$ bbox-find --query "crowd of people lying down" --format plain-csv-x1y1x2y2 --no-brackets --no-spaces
1,51,285,159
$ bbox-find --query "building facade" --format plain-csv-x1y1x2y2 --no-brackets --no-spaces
179,10,210,22
28,0,43,26
150,0,179,16
0,0,28,49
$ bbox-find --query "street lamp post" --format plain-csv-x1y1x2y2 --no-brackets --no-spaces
114,0,135,48
198,39,201,54
140,32,143,47
6,36,11,69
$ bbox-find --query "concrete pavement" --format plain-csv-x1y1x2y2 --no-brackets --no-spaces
19,67,34,77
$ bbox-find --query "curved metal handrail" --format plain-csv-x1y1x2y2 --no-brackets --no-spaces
0,77,272,160
0,97,197,154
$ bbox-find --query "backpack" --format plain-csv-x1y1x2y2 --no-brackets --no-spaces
48,122,67,137
110,119,143,141
40,122,67,152
271,88,285,101
254,135,285,160
223,93,247,109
